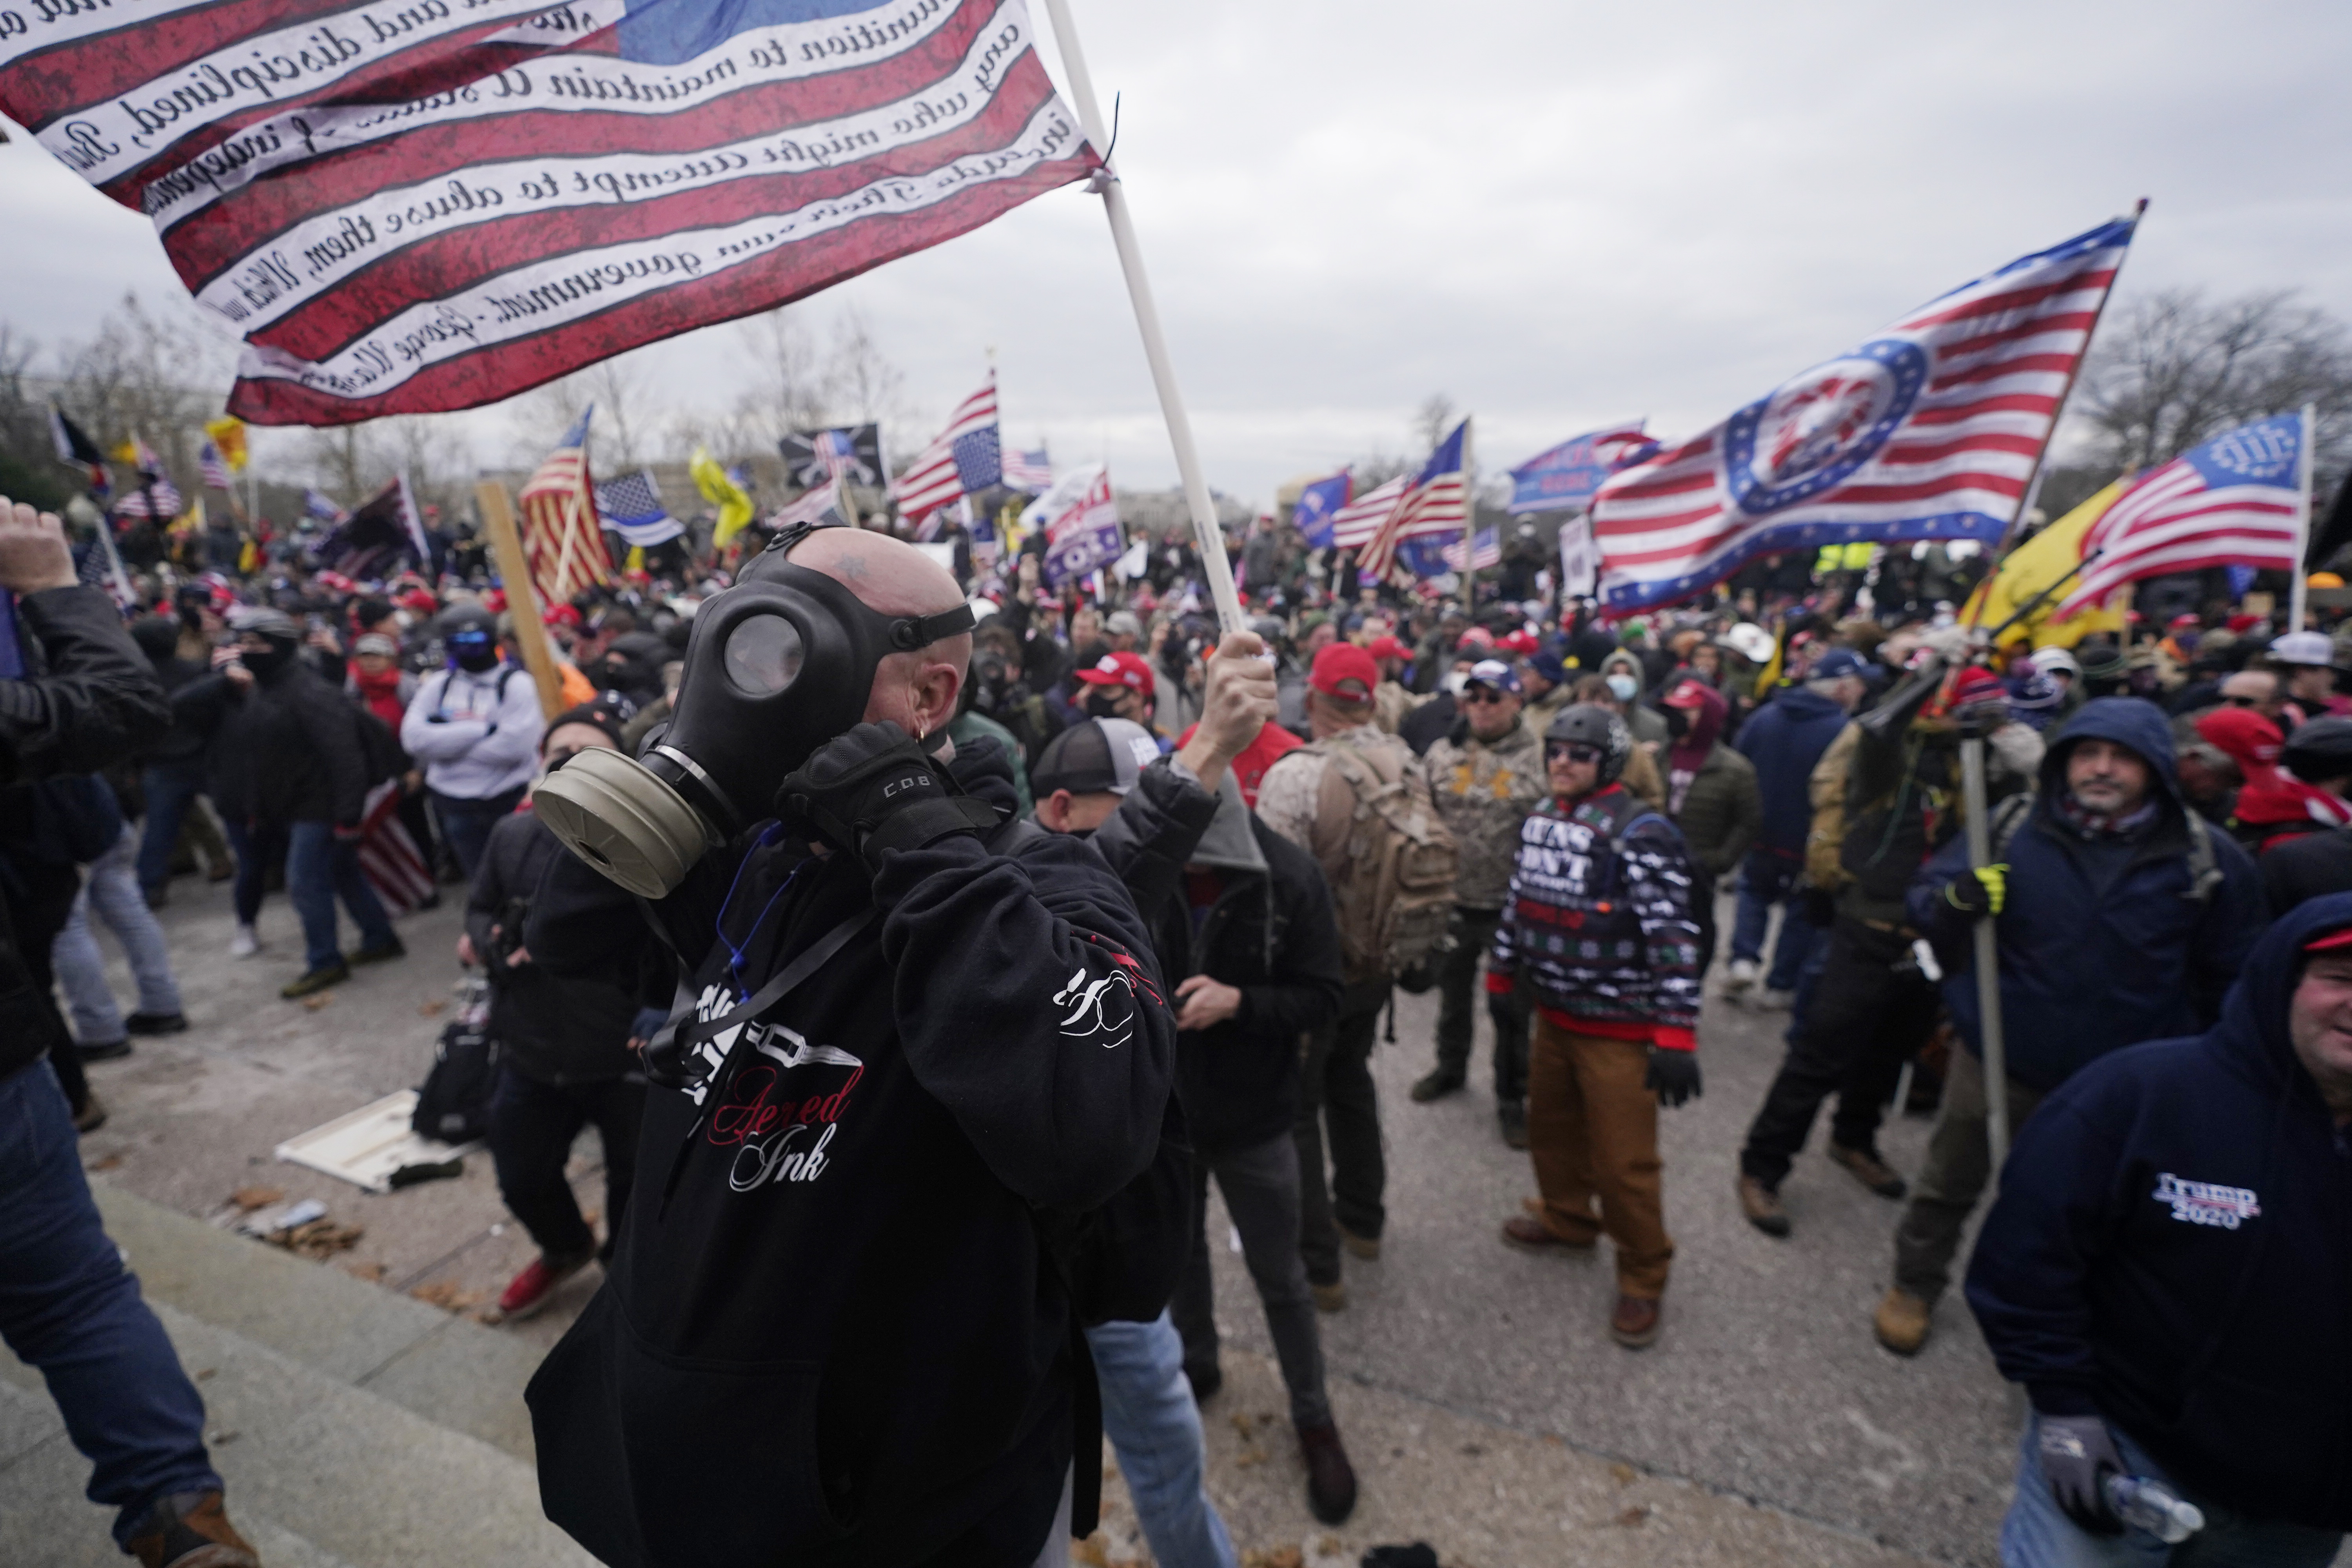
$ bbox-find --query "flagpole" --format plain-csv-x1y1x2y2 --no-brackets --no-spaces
1967,197,2148,632
1460,416,1477,614
475,481,565,720
1038,0,1243,635
2291,401,2318,633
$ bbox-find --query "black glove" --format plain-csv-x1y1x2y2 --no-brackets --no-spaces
774,721,999,876
1800,885,1837,928
1644,1045,1702,1108
1486,989,1521,1044
2036,1414,2124,1535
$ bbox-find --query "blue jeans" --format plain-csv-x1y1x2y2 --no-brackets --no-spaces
1085,1313,1236,1568
1730,849,1817,991
134,759,209,896
285,819,396,973
432,785,526,880
0,1061,220,1546
53,825,183,1043
2003,1412,2343,1567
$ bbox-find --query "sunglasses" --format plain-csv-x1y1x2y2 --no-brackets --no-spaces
1461,687,1513,705
1544,741,1606,766
2224,695,2261,707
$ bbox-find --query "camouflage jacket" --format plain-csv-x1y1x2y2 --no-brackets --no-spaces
1422,718,1546,909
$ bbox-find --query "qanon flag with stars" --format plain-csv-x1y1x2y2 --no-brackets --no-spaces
0,0,1099,425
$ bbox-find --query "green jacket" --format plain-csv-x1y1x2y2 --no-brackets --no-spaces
1668,742,1760,879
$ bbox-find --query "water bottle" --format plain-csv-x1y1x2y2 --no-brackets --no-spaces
2105,1475,2205,1544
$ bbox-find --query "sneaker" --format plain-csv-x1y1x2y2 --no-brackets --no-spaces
1501,1214,1593,1254
1609,1292,1663,1350
1754,987,1797,1011
126,1011,188,1036
350,936,407,966
229,925,260,959
1183,1361,1222,1403
72,1092,108,1134
125,1489,259,1568
1408,1067,1465,1103
1338,1224,1380,1261
1310,1278,1347,1313
1497,1098,1528,1149
279,962,349,1000
1828,1142,1908,1199
1724,957,1760,993
1737,1174,1791,1237
76,1038,132,1063
1297,1420,1358,1524
205,862,234,883
498,1252,592,1321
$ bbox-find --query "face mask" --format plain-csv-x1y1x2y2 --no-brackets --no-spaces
534,524,975,898
240,640,293,677
1606,673,1638,703
1082,688,1126,719
1662,706,1690,740
449,633,497,673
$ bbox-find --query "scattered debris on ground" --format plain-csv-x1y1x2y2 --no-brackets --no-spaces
85,1153,123,1172
229,1186,284,1211
301,991,334,1011
409,1279,481,1314
343,1260,388,1284
417,997,447,1017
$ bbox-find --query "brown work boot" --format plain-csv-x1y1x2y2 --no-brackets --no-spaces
1500,1214,1593,1254
1609,1293,1662,1349
1297,1420,1359,1524
126,1490,260,1568
1737,1174,1791,1237
1873,1286,1933,1356
1310,1277,1347,1312
1829,1142,1908,1199
1338,1225,1380,1261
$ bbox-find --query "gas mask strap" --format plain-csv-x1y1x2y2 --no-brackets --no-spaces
887,603,977,651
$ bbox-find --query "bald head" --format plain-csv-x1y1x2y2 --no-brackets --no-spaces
788,526,971,738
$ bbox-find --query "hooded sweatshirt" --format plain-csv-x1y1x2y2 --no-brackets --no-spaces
1661,680,1760,879
521,735,1175,1568
1965,894,2352,1532
1909,697,2266,1092
1735,683,1850,857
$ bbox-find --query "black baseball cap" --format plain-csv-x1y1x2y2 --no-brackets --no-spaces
1033,718,1158,797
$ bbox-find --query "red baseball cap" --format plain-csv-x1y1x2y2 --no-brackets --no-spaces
1075,650,1155,699
1661,678,1711,710
1366,635,1412,662
2304,926,2352,953
1309,642,1381,702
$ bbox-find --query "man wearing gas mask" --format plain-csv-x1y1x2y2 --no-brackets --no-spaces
521,524,1177,1568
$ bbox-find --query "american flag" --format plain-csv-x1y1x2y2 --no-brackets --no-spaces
2054,414,2306,622
354,779,435,917
2,2,1098,427
894,377,1002,519
1002,446,1053,490
75,518,137,607
305,490,349,525
112,481,183,520
766,479,850,537
1441,528,1503,572
1592,214,2138,611
1328,477,1408,550
594,470,685,549
519,409,610,609
199,440,232,491
1360,419,1472,582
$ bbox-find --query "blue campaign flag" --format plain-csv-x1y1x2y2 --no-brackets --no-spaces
1292,469,1352,548
1508,422,1655,516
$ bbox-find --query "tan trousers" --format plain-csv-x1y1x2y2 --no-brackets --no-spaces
1526,1016,1674,1298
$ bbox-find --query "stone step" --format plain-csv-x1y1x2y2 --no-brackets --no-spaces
0,1185,592,1568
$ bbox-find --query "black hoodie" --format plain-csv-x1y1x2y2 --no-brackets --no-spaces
523,734,1175,1568
1966,893,2352,1531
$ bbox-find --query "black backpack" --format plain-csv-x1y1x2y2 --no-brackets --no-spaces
413,980,500,1143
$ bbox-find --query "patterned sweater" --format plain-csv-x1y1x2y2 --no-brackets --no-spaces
1488,784,1702,1049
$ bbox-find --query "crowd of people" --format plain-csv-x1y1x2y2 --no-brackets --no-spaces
6,487,2351,1568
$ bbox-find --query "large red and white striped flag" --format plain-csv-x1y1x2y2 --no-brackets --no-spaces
892,375,1000,519
1359,419,1470,582
0,0,1097,426
1327,477,1408,550
1592,214,2139,610
2053,414,2306,622
518,408,610,609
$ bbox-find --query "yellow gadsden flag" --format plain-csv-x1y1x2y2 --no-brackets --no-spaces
1962,480,2131,650
692,447,755,548
203,416,249,473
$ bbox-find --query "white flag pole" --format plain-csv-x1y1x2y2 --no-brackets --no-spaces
1038,0,1243,635
2292,400,2318,633
1459,416,1477,613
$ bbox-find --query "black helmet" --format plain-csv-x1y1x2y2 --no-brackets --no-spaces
2285,716,2352,783
1543,703,1632,786
438,604,497,640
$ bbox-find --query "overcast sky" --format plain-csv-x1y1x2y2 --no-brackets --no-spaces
4,0,2348,508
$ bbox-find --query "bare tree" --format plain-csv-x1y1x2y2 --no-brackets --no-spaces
824,306,907,435
2077,288,2352,481
731,306,832,456
303,424,374,507
57,293,236,494
1413,393,1458,457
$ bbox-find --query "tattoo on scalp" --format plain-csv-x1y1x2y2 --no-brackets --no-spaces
835,553,869,580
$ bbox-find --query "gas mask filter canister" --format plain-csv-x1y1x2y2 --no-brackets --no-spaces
534,526,975,898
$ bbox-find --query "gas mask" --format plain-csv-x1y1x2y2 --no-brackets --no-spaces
534,524,975,898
